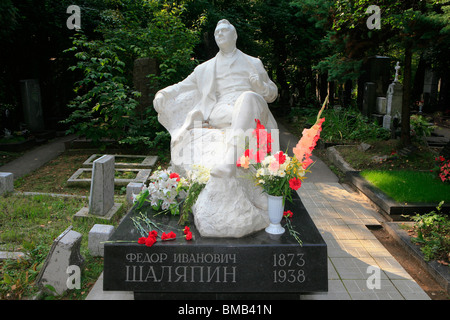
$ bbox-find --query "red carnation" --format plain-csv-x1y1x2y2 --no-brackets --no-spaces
183,226,190,234
289,178,302,190
145,236,157,247
138,230,158,246
169,172,180,182
185,231,193,241
283,210,293,218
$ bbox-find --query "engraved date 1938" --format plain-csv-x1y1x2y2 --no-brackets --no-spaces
272,253,306,284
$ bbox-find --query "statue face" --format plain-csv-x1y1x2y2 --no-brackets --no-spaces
214,23,237,50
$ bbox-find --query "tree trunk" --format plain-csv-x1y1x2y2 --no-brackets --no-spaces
401,41,412,146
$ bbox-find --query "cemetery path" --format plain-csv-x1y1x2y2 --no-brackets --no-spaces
0,134,77,180
278,122,448,300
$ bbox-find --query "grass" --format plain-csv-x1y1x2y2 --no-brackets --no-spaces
0,151,24,166
360,170,450,203
335,140,436,171
0,148,170,300
0,192,126,299
14,152,93,196
79,169,138,180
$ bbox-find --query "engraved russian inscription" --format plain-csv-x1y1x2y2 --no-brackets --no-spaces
124,252,237,284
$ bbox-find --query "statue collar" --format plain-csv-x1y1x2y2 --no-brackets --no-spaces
217,48,239,59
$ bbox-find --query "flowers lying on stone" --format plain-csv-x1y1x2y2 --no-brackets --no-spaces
282,210,302,246
184,226,193,241
136,227,193,247
138,230,158,247
161,231,177,241
133,168,189,216
283,210,293,218
237,97,327,201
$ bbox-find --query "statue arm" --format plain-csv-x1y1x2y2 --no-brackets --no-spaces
252,59,278,103
154,71,199,112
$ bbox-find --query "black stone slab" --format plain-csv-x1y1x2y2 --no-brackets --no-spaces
103,192,328,296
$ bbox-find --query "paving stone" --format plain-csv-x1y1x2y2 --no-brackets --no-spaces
325,239,372,258
343,279,404,300
330,256,388,280
327,258,340,280
372,256,414,280
391,279,431,300
360,240,393,257
348,224,378,240
300,280,351,300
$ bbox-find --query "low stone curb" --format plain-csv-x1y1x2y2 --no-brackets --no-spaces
383,221,450,295
345,171,450,217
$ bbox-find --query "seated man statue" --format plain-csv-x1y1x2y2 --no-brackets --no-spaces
153,19,279,237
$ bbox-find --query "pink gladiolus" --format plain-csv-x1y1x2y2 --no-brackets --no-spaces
293,98,327,168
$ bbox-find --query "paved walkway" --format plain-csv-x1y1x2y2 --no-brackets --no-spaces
0,127,432,300
280,123,429,300
298,182,429,300
0,134,77,180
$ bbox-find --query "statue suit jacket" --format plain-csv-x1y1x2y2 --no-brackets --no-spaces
158,49,278,122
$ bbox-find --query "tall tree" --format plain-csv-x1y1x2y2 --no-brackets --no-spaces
320,0,450,146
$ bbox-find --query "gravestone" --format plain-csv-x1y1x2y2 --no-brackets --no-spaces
375,97,387,114
383,82,403,132
423,68,439,109
74,155,121,220
36,226,84,295
0,172,14,195
89,224,115,257
89,155,115,216
362,82,377,116
126,182,144,204
133,58,158,114
103,192,328,299
19,79,45,132
358,56,391,111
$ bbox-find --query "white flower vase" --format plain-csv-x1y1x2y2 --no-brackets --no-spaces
265,194,285,235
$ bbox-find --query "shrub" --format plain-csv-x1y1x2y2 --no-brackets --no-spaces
408,201,450,263
63,0,200,152
319,107,390,143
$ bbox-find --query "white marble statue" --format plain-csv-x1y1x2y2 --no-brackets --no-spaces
153,19,279,237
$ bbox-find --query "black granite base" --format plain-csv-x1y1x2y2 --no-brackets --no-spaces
103,192,328,298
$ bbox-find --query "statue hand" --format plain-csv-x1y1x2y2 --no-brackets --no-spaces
153,92,165,113
249,74,265,93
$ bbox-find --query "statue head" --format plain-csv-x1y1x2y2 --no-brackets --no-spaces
214,19,238,53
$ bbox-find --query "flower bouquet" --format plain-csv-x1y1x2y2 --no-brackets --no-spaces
237,97,327,235
134,168,189,216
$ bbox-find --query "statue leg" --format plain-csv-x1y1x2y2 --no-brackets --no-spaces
231,91,270,130
210,91,270,178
